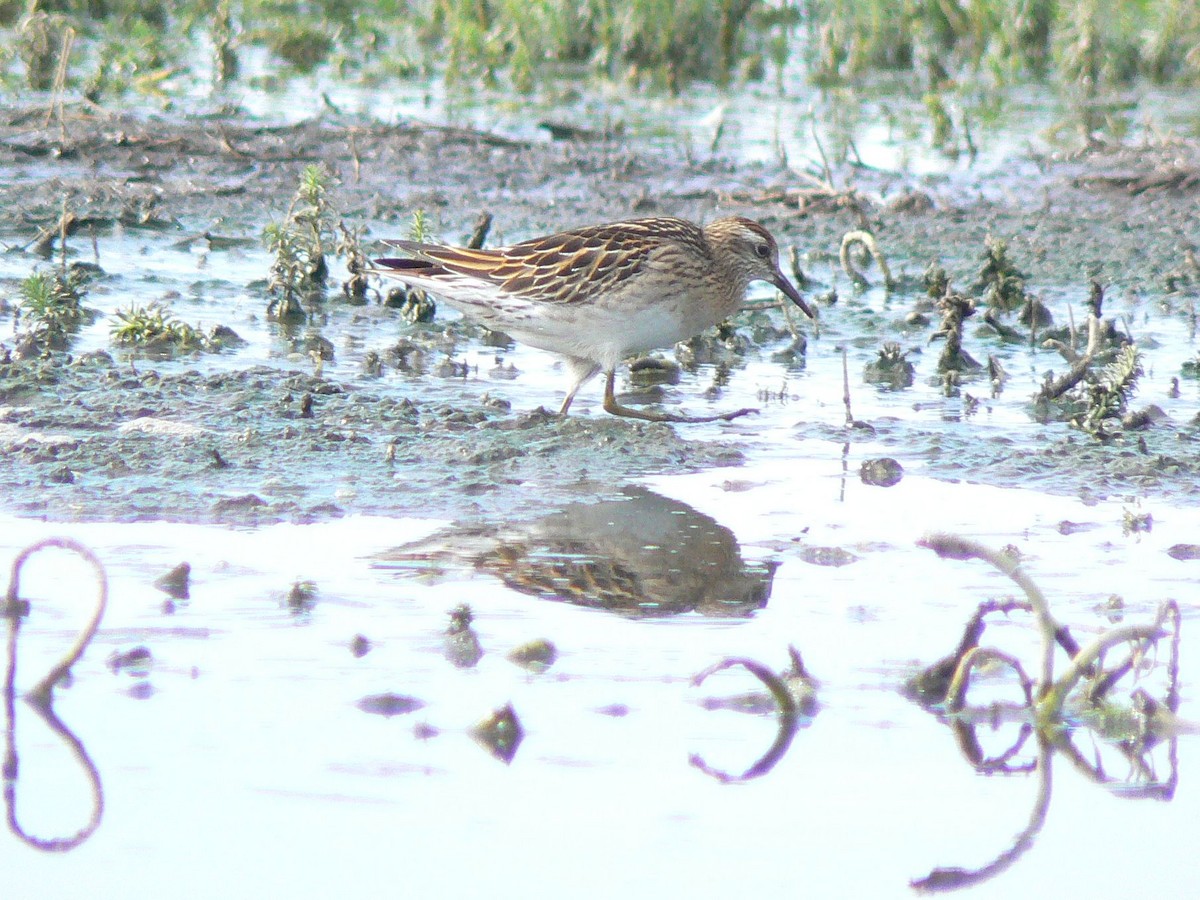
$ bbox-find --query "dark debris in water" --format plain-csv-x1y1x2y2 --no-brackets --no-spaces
471,703,524,764
154,562,191,600
356,693,426,718
506,638,558,672
860,457,903,487
444,603,484,669
107,646,152,675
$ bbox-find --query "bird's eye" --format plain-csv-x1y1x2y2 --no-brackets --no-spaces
754,243,771,259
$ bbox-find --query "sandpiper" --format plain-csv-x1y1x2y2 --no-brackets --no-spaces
372,216,813,423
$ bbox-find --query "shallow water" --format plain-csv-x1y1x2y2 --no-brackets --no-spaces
2,461,1195,898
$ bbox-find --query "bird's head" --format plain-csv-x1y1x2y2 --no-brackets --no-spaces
706,217,814,319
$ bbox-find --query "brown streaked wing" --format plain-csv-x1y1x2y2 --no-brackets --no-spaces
496,218,708,305
383,218,708,306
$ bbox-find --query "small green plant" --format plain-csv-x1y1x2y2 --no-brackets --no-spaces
16,10,72,91
408,208,432,242
17,268,88,350
1078,343,1142,434
973,236,1030,312
110,301,206,353
265,163,337,319
381,208,437,323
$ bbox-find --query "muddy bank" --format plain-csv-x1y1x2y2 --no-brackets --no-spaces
3,108,1197,285
0,353,743,523
2,107,1200,524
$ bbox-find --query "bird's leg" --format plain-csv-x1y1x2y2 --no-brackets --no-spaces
601,370,758,424
559,359,602,416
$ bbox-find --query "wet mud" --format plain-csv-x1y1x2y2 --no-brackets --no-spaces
3,108,1200,524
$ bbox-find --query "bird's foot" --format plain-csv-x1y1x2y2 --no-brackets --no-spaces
602,397,759,424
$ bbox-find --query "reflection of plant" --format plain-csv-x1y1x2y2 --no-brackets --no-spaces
909,534,1181,892
2,538,108,852
915,534,1176,726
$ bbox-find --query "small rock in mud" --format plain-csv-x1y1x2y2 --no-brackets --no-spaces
629,356,682,386
47,464,75,484
356,693,426,717
118,417,211,437
860,458,904,487
212,494,268,514
1123,404,1168,430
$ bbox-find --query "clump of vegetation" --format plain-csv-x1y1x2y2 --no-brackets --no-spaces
265,164,380,315
806,0,1200,87
265,164,337,319
930,288,982,375
1076,343,1143,433
907,534,1179,892
863,341,915,389
1033,282,1141,435
16,267,90,353
973,236,1031,312
111,301,235,355
913,532,1180,728
16,10,74,91
4,1,1199,106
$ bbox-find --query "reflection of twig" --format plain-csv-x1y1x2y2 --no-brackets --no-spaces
4,537,108,702
4,691,104,852
3,538,108,852
1050,724,1178,802
949,720,1035,774
689,656,800,783
841,348,854,427
912,733,1053,893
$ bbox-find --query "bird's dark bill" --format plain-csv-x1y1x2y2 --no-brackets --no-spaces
773,272,814,319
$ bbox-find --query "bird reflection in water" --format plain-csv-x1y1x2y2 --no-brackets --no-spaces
379,486,776,617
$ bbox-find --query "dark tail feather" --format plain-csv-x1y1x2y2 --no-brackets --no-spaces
373,257,439,273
